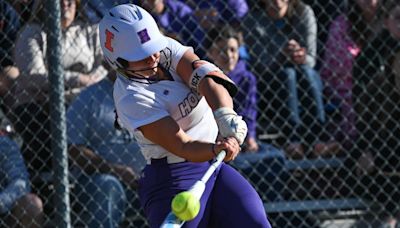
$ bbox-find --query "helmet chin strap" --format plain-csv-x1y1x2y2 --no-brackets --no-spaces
117,65,161,84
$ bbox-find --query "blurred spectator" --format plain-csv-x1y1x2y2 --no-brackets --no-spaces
0,1,21,102
67,67,146,227
0,66,19,109
320,0,381,153
302,0,346,68
204,25,258,152
243,0,328,159
204,25,287,205
0,129,44,228
0,1,20,68
80,0,132,24
186,0,250,59
10,0,107,176
181,0,248,27
353,1,399,96
138,0,205,57
7,0,36,24
353,0,400,225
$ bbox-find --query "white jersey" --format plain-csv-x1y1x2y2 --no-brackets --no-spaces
113,37,218,164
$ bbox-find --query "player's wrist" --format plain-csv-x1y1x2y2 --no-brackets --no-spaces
213,107,248,145
213,107,236,118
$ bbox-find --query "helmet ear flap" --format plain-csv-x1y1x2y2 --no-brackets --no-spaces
104,56,125,70
116,57,129,69
104,57,114,69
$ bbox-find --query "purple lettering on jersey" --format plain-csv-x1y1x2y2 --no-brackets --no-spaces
137,29,151,44
178,92,201,117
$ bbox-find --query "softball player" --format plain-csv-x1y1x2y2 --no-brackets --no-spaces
98,4,271,228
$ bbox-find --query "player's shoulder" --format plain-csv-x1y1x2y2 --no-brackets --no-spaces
164,36,185,50
115,85,164,123
114,76,153,104
160,36,193,71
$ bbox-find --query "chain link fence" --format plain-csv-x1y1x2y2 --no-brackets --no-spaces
1,0,399,227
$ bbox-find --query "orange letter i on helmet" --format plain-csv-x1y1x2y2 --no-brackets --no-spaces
105,29,115,52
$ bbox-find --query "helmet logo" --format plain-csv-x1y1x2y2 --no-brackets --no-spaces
137,29,151,44
105,29,115,52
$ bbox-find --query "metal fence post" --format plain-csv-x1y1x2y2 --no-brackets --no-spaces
45,0,71,227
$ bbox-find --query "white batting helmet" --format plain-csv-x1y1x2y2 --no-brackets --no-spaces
98,4,167,70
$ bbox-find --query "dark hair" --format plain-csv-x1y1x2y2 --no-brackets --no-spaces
347,0,375,46
114,109,122,130
259,0,307,20
258,0,308,36
287,0,307,19
203,25,241,50
30,0,82,24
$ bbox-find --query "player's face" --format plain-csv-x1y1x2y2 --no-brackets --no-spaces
386,6,400,40
124,52,161,77
209,38,239,73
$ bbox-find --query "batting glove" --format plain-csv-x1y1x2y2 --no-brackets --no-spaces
213,107,248,145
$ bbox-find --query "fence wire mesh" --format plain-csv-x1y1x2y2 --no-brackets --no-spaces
1,0,400,227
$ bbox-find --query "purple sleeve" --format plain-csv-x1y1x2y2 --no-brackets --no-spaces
162,0,205,54
242,71,257,139
217,0,249,22
227,0,248,18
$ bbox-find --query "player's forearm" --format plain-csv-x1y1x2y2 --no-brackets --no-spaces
178,141,216,162
198,77,233,111
198,77,248,145
139,117,221,162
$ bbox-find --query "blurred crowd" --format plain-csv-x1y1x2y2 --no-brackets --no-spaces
0,0,399,227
